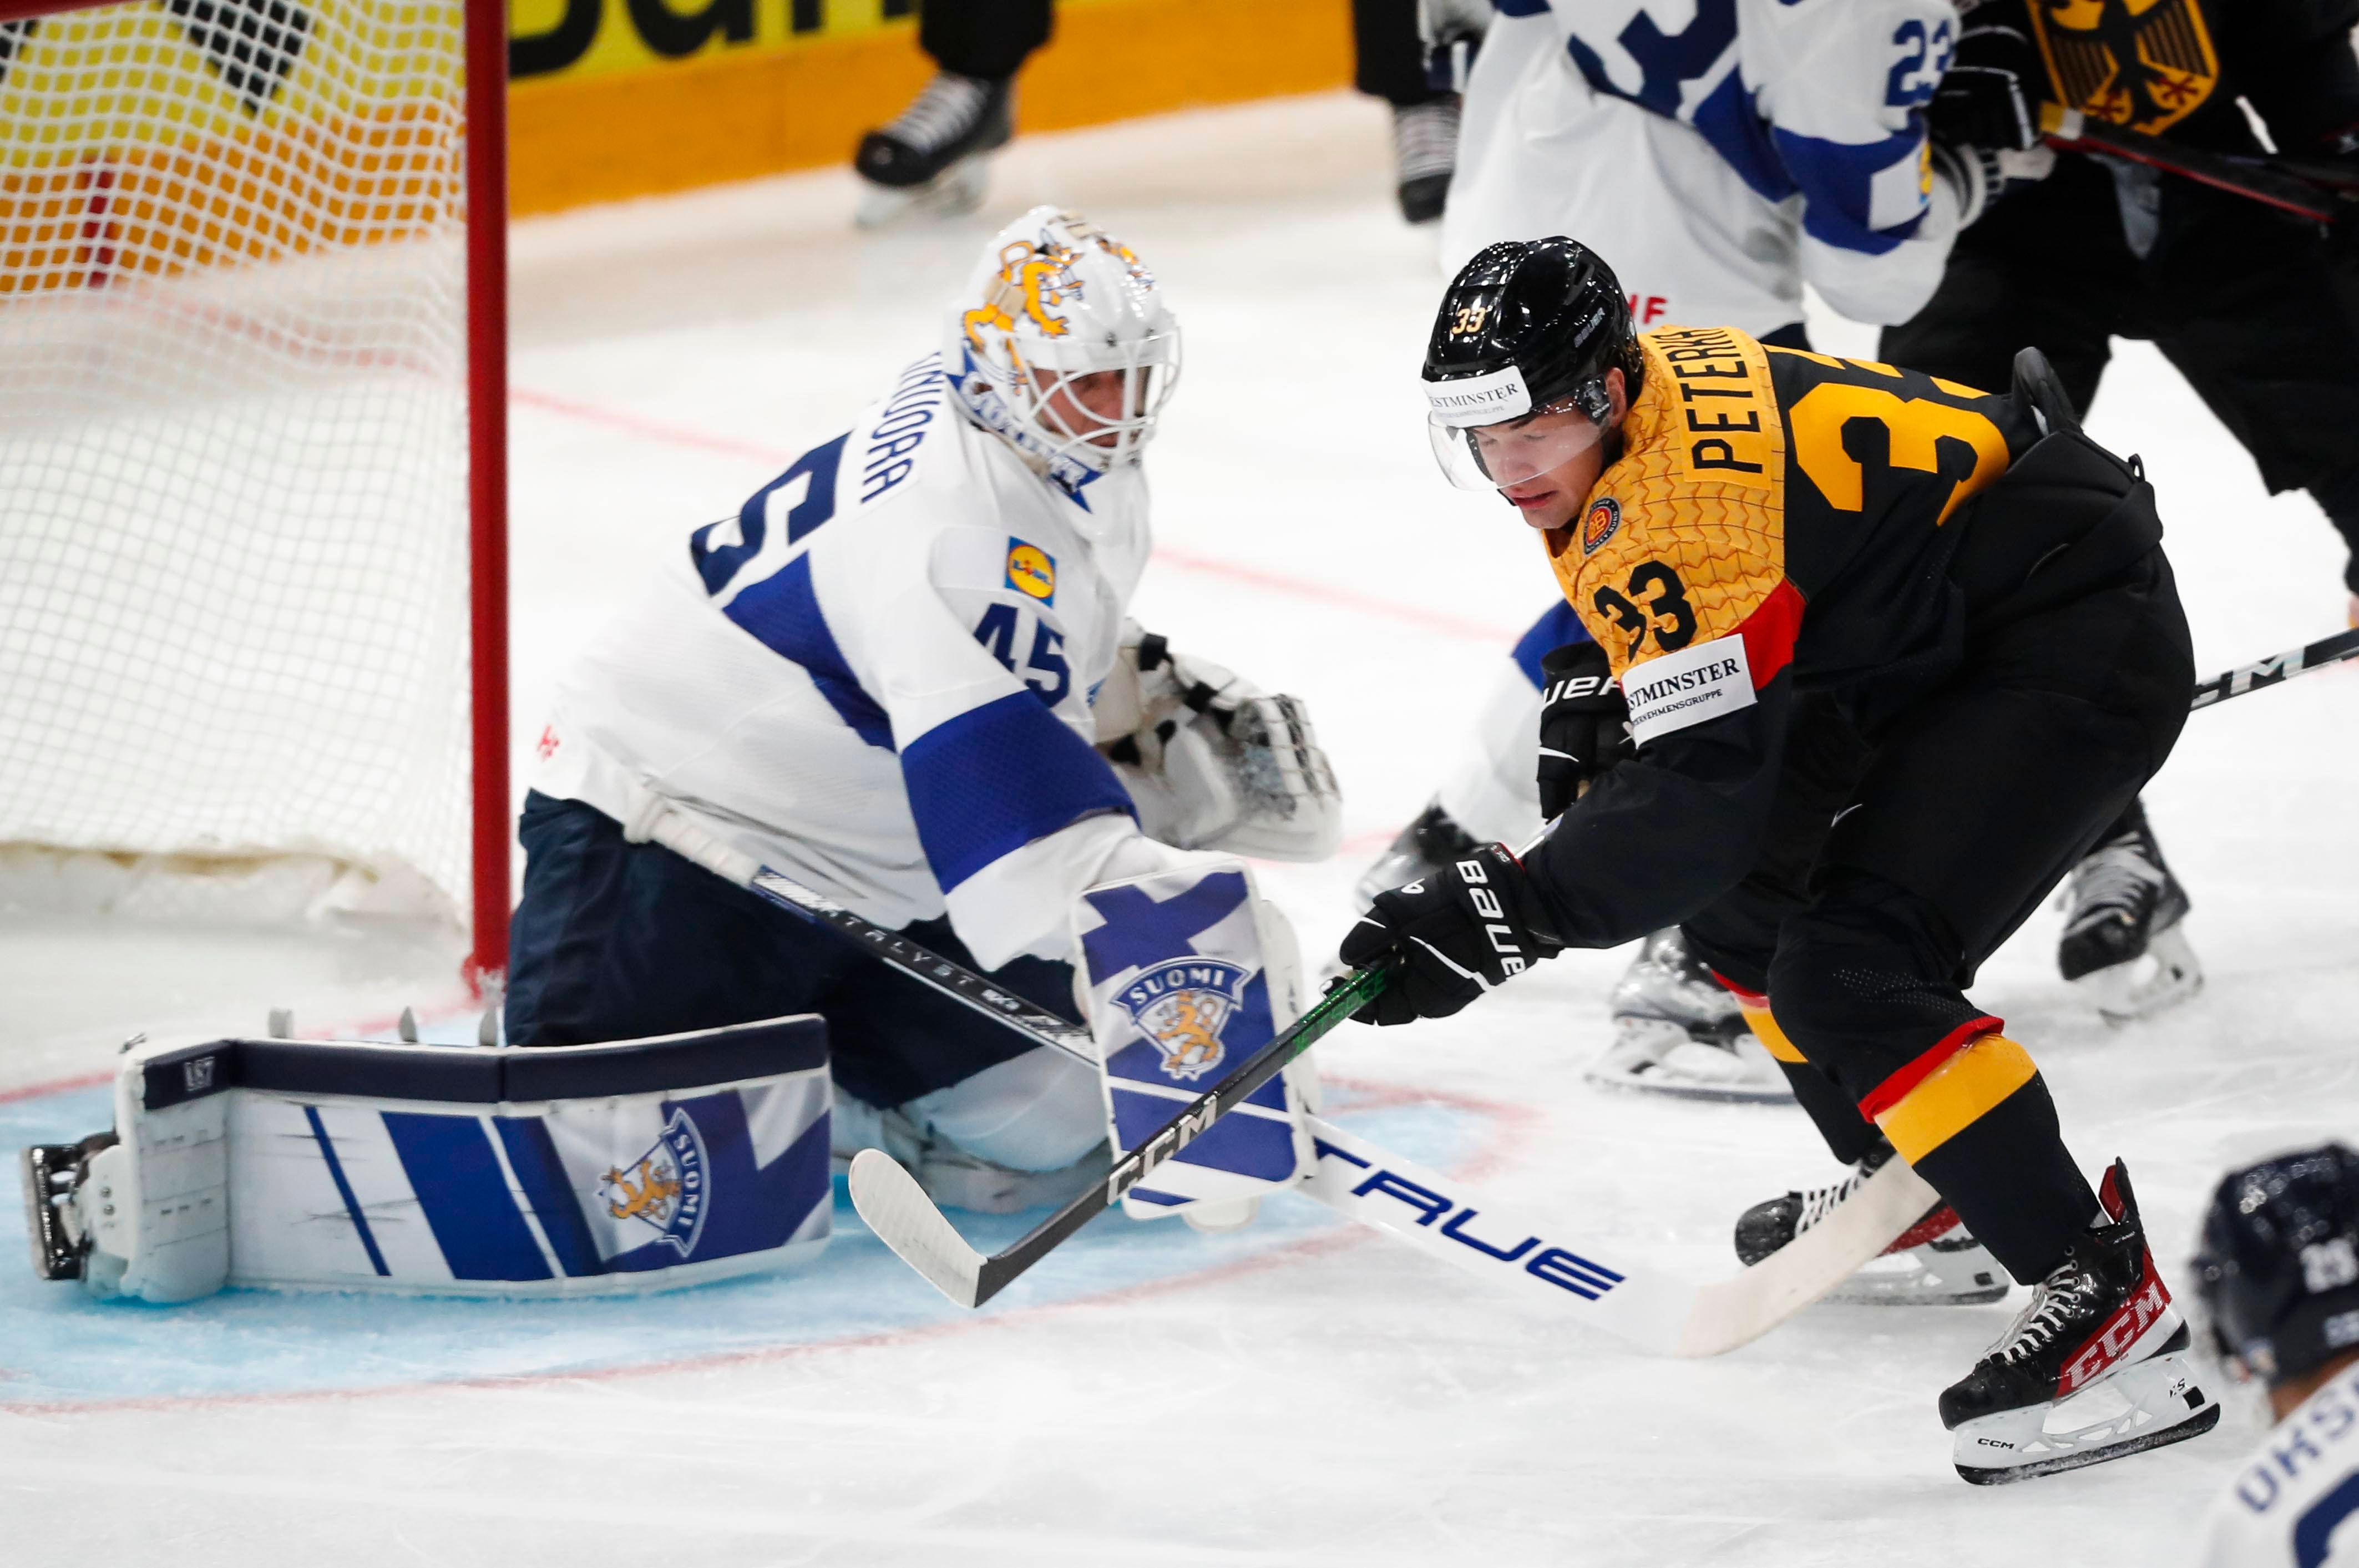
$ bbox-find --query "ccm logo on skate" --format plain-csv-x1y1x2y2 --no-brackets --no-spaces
1314,1140,1624,1300
2061,1278,2168,1394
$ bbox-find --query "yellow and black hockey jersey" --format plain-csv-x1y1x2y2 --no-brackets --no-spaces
1524,326,2080,946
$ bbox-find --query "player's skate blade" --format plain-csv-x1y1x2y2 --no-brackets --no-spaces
854,156,991,229
2057,807,2201,1023
1950,1342,2220,1485
1585,1017,1792,1104
2072,923,2203,1026
1588,928,1791,1104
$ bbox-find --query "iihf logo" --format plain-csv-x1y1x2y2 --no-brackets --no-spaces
1115,958,1251,1082
599,1108,708,1257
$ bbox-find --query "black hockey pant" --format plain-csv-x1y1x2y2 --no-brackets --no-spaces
1682,546,2193,1284
919,0,1052,83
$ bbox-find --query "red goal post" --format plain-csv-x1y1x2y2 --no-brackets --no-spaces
0,0,509,987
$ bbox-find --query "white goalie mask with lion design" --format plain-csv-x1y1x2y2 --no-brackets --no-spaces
944,205,1181,489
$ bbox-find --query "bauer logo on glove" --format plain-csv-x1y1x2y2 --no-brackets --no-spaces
1339,843,1563,1025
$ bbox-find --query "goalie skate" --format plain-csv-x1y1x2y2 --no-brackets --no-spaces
1587,929,1791,1104
2057,807,2203,1025
1735,1135,2008,1306
19,1138,105,1281
1941,1161,2219,1484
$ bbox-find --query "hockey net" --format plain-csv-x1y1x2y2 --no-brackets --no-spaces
0,0,507,976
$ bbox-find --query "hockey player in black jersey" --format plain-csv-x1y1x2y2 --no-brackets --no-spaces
1344,237,2221,1481
1885,0,2359,1020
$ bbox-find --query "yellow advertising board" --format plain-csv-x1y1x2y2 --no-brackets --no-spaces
507,0,1354,214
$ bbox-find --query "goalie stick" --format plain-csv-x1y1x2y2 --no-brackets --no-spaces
650,808,1938,1347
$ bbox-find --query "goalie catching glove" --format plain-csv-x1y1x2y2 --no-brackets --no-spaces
1095,623,1342,861
1339,843,1562,1024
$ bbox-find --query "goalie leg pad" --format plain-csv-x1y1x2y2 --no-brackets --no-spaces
25,1017,836,1302
1075,858,1315,1221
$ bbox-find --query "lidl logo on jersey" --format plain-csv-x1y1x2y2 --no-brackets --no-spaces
1005,539,1056,604
1582,496,1622,555
599,1108,708,1256
1115,958,1251,1083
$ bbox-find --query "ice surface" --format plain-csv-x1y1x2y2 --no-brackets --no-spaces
2,89,2356,1565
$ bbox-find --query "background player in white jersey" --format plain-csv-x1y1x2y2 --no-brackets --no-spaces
2195,1145,2359,1567
1356,0,2079,1097
507,208,1340,1220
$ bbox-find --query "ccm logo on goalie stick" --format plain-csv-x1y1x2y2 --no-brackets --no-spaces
1315,1140,1623,1301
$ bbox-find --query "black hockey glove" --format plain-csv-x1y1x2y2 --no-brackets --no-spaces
1929,12,2043,154
1535,641,1632,821
1338,843,1562,1025
1927,9,2056,226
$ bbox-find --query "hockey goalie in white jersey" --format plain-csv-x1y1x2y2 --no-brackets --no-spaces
18,210,1339,1306
511,207,1341,1227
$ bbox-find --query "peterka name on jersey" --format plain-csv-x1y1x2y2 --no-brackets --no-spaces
1658,325,1775,488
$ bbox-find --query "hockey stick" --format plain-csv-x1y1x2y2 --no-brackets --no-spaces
848,967,1385,1308
650,807,1938,1343
2038,105,2353,225
646,807,1385,1303
1304,1116,1937,1357
2189,625,2359,710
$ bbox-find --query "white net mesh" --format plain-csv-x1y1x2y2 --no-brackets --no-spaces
0,0,475,928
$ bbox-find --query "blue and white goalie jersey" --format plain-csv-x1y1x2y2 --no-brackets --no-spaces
1450,0,1961,331
534,354,1182,970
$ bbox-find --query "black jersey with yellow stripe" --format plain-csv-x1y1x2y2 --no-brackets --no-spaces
1548,327,2042,721
1523,326,2046,950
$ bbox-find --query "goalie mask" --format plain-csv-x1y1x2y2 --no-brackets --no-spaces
945,206,1181,492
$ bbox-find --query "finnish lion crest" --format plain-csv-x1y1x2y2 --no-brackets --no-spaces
598,1107,708,1257
1115,958,1252,1083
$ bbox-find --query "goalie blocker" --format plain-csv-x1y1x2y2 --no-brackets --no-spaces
20,1018,832,1302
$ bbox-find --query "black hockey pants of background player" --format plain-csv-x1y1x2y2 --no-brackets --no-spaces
1678,437,2194,1282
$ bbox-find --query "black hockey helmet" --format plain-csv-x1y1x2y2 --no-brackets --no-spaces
2193,1144,2359,1386
1421,238,1646,490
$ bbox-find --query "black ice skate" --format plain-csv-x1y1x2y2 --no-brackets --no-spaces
2057,806,2201,1024
1391,98,1459,224
1588,928,1789,1103
853,72,1013,228
1939,1161,2220,1485
1735,1134,2007,1305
